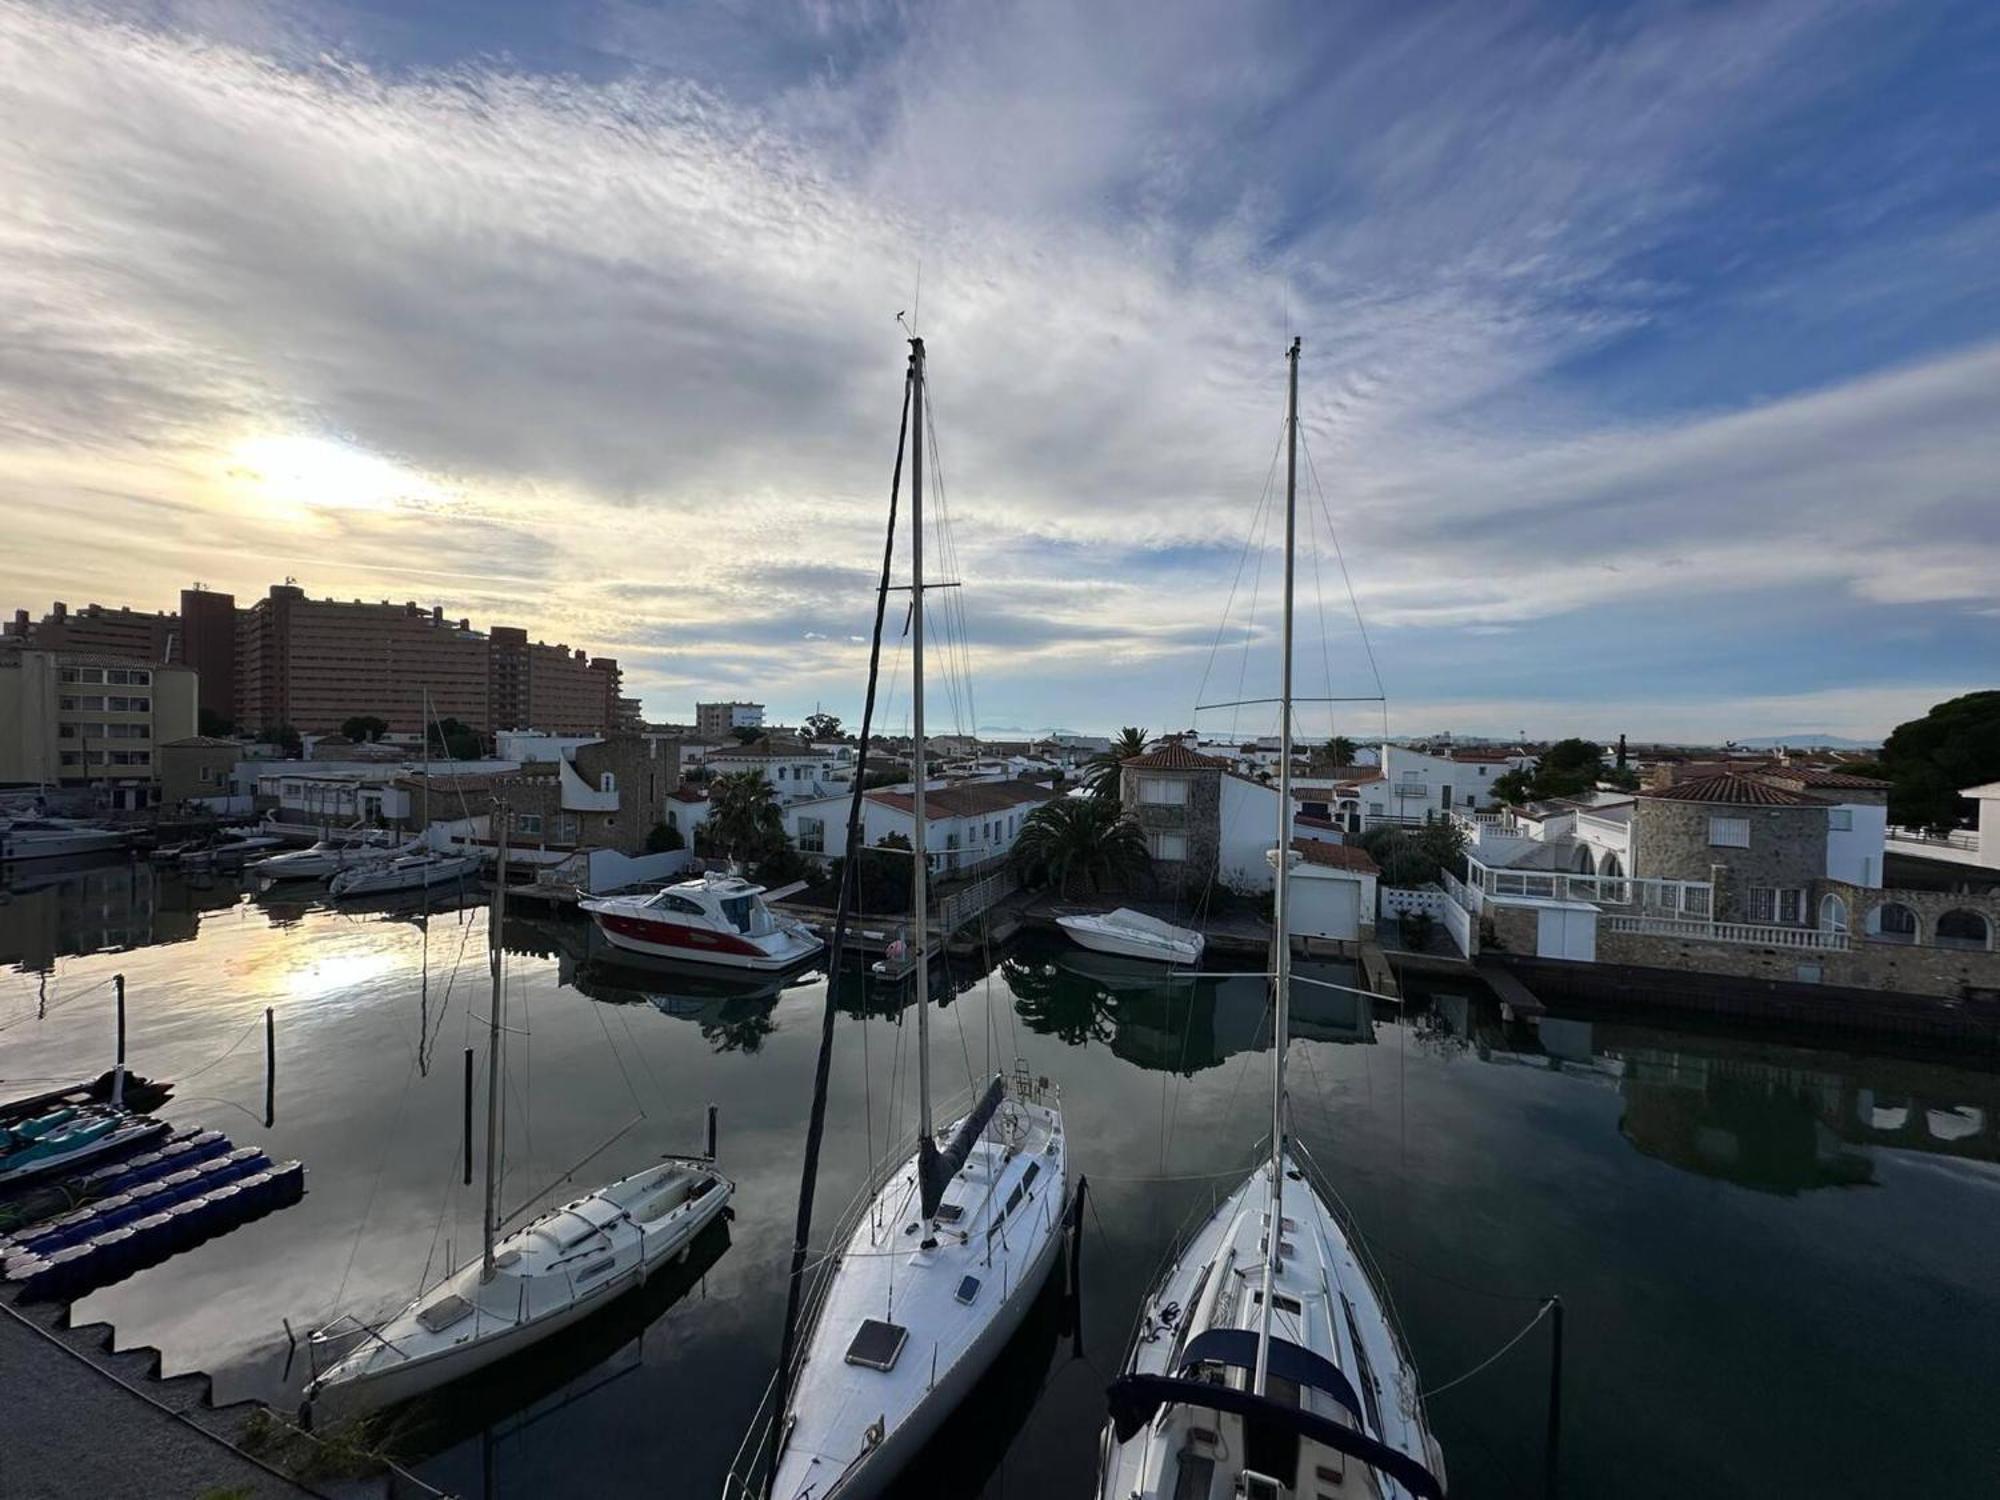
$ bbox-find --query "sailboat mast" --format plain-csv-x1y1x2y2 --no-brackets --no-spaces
481,806,508,1282
909,337,934,1160
1254,335,1302,1397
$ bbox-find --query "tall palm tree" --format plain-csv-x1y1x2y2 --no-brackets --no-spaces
1085,726,1150,798
1012,796,1149,897
706,770,785,866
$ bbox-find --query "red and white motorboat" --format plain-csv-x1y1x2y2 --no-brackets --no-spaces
580,874,823,971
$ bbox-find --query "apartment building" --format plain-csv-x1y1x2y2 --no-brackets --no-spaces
696,701,764,740
488,627,624,736
0,649,197,809
4,601,177,662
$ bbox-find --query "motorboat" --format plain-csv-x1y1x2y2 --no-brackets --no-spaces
307,1157,733,1418
249,839,407,881
0,818,127,863
1056,908,1205,966
329,848,481,897
0,1106,168,1188
180,830,286,868
581,874,823,972
1096,341,1445,1500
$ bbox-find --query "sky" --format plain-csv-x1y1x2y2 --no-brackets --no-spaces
2,0,1996,745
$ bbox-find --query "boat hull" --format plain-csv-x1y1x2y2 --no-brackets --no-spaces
330,856,481,898
1056,916,1203,966
309,1167,732,1419
1,830,126,863
590,911,823,972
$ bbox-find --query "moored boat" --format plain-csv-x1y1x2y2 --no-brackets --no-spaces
581,874,822,971
249,838,407,881
0,818,128,863
329,848,481,898
1056,907,1205,965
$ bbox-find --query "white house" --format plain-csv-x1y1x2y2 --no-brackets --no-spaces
704,740,838,804
1372,746,1532,821
661,785,711,844
783,779,1056,876
1283,839,1381,942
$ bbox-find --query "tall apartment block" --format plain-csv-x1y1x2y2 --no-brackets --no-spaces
696,701,764,740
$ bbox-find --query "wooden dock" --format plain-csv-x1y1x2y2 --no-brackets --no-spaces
1476,959,1548,1018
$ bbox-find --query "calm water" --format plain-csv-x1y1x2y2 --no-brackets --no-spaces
4,856,1999,1498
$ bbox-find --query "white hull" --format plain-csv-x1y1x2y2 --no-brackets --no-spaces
1,828,126,863
594,921,822,971
330,853,482,897
765,1079,1066,1500
310,1160,732,1418
1056,912,1204,966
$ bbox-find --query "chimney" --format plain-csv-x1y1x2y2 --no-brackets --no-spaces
432,605,443,624
53,601,67,621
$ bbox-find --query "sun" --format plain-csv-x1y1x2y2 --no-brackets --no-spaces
223,433,438,519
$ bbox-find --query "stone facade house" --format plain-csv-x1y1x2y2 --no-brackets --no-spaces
1120,744,1228,900
1632,775,1830,926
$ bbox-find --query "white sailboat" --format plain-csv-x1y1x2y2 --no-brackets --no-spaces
1097,341,1447,1500
328,692,481,897
305,815,732,1419
738,337,1068,1500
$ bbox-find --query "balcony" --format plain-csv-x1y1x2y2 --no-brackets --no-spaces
1886,826,1987,870
1603,914,1850,952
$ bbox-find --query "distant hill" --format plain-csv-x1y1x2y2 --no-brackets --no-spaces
1728,734,1880,750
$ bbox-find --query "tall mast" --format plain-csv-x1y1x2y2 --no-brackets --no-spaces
481,805,508,1281
909,338,935,1185
1254,335,1302,1397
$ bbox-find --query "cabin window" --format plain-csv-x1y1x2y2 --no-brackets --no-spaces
1021,1160,1040,1189
1708,816,1750,848
1138,776,1187,805
1004,1184,1024,1217
1341,1297,1383,1436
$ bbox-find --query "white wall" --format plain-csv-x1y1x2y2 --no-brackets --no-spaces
1289,867,1366,941
1378,747,1516,815
1825,801,1887,887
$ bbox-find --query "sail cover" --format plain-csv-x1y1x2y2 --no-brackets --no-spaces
918,1074,1006,1223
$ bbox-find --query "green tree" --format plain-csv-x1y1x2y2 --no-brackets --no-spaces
1012,797,1150,897
1085,727,1150,798
426,717,482,760
1356,818,1467,888
261,723,302,756
1494,738,1605,805
197,706,234,738
862,768,906,790
1315,735,1358,768
645,820,685,853
803,712,843,742
706,770,785,865
1878,691,2000,832
341,714,389,743
731,725,765,745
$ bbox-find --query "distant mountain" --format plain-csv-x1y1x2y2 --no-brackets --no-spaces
1728,734,1880,750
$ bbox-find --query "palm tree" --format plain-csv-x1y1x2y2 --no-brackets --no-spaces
1085,726,1150,798
1012,796,1150,897
706,770,785,866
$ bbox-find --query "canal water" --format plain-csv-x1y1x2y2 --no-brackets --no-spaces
3,857,1998,1498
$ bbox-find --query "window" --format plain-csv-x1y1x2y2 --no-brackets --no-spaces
1147,830,1188,862
58,724,77,739
798,816,825,854
1137,776,1187,806
1747,887,1776,923
1829,809,1853,831
1778,888,1803,925
599,771,616,793
516,813,543,835
1819,894,1849,934
59,751,81,767
1708,816,1750,848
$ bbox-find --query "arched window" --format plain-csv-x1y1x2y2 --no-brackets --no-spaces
1935,909,1992,951
1818,893,1849,935
1573,845,1596,875
600,771,617,794
1600,853,1624,878
1869,902,1919,944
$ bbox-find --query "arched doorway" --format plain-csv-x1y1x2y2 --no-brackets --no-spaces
1868,902,1919,944
1935,909,1992,951
1818,893,1849,936
1572,845,1596,875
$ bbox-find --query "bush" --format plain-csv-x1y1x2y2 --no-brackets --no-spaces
646,821,684,853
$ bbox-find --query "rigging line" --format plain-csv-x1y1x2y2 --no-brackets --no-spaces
1298,425,1386,705
1193,422,1287,714
1420,1299,1555,1399
1229,447,1282,746
0,972,117,1034
1303,491,1340,754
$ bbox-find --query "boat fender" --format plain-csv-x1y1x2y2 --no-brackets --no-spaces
865,1416,885,1450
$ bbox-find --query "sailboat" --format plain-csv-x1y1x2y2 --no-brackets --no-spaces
736,337,1068,1500
1096,341,1448,1500
304,814,733,1419
329,691,480,898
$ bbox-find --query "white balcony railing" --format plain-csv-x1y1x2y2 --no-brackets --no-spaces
1603,915,1851,951
1887,826,1979,853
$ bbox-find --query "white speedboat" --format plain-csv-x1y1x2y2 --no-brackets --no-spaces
1057,908,1204,966
581,874,822,971
249,839,406,881
0,819,127,863
329,848,481,897
306,1157,733,1418
768,1073,1067,1500
180,830,285,868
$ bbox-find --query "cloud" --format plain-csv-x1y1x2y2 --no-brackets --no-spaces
0,0,1995,740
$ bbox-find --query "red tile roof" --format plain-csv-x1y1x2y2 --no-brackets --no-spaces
667,786,709,803
867,780,1056,819
1293,838,1380,874
1758,767,1891,790
1122,744,1230,771
1638,773,1815,806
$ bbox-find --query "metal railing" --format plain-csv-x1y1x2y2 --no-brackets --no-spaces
1603,915,1850,951
935,864,1019,933
1467,858,1712,918
1887,826,1980,852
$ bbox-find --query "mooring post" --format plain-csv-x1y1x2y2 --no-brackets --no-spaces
463,1047,475,1186
1545,1294,1564,1500
263,1006,275,1128
112,973,127,1107
706,1103,719,1161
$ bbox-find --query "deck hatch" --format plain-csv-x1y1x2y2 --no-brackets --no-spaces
844,1318,908,1371
955,1274,981,1304
416,1295,475,1333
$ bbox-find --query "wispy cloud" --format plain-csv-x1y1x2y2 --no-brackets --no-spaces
1,0,1994,739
